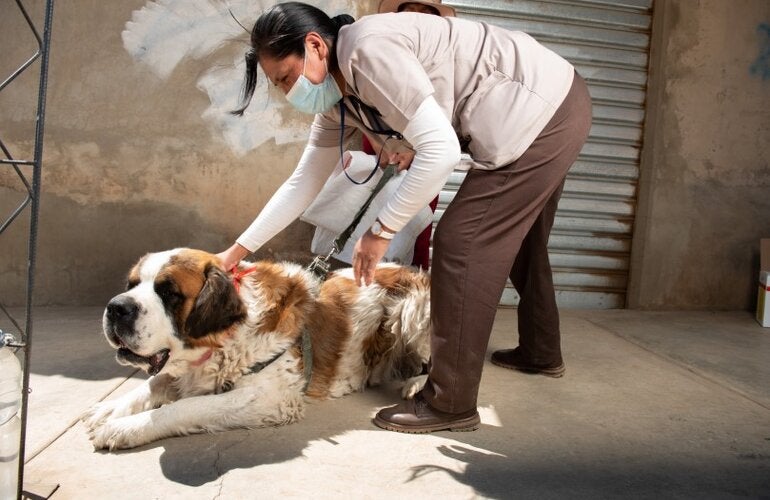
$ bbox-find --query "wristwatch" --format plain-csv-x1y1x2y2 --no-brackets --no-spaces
370,219,396,240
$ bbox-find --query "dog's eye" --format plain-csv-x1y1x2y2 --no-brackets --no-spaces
165,290,183,301
156,281,183,303
126,280,139,291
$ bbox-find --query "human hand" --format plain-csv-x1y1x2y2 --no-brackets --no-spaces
380,150,415,172
215,243,250,272
352,231,391,286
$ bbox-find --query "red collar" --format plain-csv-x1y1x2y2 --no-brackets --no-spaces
231,265,258,292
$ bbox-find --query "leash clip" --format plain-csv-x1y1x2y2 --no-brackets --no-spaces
307,242,339,280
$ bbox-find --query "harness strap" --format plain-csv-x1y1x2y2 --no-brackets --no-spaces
246,347,286,375
219,333,313,393
301,328,313,389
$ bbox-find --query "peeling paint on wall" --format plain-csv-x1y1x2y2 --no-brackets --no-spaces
122,0,356,155
750,22,770,80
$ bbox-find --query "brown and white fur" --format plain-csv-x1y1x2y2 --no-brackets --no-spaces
83,248,430,450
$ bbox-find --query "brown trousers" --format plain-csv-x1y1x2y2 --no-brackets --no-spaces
423,72,592,413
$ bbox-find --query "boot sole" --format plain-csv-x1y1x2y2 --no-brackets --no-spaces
372,413,480,434
490,358,566,378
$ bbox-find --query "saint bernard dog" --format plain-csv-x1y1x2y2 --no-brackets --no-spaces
83,248,431,450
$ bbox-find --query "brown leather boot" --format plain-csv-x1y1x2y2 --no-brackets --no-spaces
491,347,565,377
373,393,480,434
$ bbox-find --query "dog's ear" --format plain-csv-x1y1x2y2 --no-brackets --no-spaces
185,264,246,339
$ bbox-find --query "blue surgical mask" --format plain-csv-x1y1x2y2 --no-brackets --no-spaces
286,53,342,114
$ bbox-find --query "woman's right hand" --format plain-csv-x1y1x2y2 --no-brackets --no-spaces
216,243,250,272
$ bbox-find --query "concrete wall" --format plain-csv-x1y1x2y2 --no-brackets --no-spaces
1,0,768,309
0,0,376,306
627,0,770,309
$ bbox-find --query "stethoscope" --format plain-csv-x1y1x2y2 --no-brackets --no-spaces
338,96,407,185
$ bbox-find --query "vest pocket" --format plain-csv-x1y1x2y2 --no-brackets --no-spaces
458,70,554,169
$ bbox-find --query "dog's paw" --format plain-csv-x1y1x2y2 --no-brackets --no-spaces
82,394,153,430
82,400,119,430
401,374,428,399
82,400,130,430
88,413,156,451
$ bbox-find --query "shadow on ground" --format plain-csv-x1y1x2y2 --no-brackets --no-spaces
93,384,770,498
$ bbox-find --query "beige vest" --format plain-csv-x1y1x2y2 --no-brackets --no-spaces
309,12,574,170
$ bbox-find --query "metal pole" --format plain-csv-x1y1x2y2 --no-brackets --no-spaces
17,1,55,497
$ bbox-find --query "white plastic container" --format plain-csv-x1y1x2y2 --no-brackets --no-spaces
0,416,20,498
0,333,22,499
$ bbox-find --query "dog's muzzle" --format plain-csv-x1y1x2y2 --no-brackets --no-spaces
104,294,171,375
105,294,140,331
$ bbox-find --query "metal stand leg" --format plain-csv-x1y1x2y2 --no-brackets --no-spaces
0,1,55,498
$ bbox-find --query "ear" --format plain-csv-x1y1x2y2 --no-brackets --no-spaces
304,31,326,58
185,264,246,339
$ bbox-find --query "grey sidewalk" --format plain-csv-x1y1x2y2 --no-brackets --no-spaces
13,307,770,499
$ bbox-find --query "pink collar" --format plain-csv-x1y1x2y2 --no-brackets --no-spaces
190,348,213,367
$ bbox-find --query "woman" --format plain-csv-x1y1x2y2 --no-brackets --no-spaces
218,1,592,433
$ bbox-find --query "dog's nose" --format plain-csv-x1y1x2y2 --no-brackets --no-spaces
106,295,139,323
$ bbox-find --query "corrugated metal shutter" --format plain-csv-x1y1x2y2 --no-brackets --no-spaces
435,0,653,308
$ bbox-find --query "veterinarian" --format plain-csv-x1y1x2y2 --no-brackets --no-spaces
217,1,592,433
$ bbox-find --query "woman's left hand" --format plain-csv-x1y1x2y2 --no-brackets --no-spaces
352,231,391,286
380,150,415,172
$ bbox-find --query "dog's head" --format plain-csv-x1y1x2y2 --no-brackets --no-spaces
102,248,246,375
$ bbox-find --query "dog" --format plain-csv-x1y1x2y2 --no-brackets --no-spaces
83,248,431,450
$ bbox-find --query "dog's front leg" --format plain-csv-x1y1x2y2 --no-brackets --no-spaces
88,384,304,450
401,374,428,399
82,373,177,431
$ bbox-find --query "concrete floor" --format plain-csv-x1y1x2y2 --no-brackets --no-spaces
8,307,770,499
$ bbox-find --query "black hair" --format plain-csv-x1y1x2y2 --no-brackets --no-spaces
398,3,440,15
232,2,355,115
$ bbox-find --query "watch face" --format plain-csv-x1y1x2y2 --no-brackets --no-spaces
372,221,382,235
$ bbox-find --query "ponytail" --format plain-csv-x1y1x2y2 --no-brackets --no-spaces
232,3,355,115
330,14,355,33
